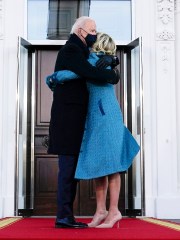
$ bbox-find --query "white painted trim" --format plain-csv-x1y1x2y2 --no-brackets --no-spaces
28,40,130,46
0,0,25,218
175,0,180,195
155,197,180,219
0,0,4,39
0,0,4,218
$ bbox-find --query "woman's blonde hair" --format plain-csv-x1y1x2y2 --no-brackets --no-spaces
91,32,116,56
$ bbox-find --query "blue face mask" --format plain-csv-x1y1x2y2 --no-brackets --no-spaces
81,28,97,47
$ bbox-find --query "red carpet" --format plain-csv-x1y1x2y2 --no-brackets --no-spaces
0,217,180,240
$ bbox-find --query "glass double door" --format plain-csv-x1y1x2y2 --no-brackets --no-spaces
15,38,144,217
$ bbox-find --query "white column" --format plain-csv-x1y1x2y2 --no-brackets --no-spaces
133,0,157,217
134,0,180,218
0,0,4,218
155,0,180,218
0,0,25,217
175,0,180,197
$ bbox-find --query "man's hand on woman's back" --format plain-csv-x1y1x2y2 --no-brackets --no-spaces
107,68,120,84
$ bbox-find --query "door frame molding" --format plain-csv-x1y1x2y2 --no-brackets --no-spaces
15,38,144,217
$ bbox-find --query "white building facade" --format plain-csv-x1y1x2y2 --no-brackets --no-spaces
0,0,180,219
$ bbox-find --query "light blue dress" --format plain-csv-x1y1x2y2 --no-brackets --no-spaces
46,52,140,179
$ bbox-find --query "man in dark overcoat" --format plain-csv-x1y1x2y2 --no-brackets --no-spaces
48,16,120,228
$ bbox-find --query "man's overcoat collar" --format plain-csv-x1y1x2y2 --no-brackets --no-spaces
67,33,90,59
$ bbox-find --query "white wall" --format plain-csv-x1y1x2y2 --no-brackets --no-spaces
0,0,4,218
0,0,25,218
134,0,180,219
155,0,179,219
132,0,158,217
175,0,180,196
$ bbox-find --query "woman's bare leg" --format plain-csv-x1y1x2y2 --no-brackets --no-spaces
95,176,108,212
96,173,122,228
88,176,108,227
108,172,121,216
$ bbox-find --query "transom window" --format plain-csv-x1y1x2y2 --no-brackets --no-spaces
27,0,131,41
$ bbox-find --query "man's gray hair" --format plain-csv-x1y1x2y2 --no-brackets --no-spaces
70,16,95,34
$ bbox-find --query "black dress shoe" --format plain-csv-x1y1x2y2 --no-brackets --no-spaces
55,216,88,228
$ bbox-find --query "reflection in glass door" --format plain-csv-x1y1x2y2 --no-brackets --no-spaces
15,38,35,216
118,38,144,216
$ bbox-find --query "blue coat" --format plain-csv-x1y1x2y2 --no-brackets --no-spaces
46,53,140,179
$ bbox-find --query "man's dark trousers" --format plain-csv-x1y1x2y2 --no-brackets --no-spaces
57,155,78,218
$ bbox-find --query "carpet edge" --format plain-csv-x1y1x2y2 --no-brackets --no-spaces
141,218,180,232
0,217,22,230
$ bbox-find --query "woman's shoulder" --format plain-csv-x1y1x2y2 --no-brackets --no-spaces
87,52,100,66
89,52,99,59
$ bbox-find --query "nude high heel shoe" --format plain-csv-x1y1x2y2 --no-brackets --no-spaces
88,211,108,228
95,212,122,228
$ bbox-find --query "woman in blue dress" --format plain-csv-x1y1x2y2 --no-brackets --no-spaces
46,32,140,228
